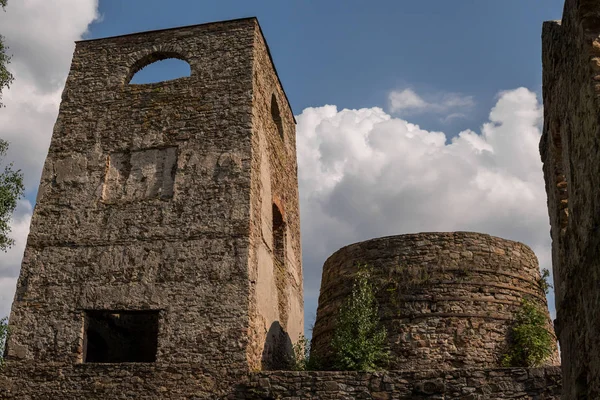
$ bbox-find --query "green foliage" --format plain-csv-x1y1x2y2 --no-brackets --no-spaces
0,139,25,251
538,268,553,295
0,316,7,367
288,334,321,371
502,298,555,368
331,264,389,371
0,2,24,251
0,0,13,108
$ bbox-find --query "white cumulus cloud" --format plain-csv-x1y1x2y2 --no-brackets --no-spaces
298,87,553,324
388,88,475,121
0,201,31,318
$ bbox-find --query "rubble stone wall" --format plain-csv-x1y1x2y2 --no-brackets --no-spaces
238,367,562,400
0,362,562,399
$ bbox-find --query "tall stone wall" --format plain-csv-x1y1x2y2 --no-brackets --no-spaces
1,16,301,384
247,24,303,370
541,0,600,398
312,232,559,370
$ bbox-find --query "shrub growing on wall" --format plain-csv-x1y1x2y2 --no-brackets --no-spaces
538,268,553,295
331,264,389,371
502,298,555,367
288,334,322,371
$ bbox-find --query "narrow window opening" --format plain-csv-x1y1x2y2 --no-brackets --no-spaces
272,204,285,267
271,94,284,140
575,371,588,399
129,57,191,84
551,118,569,234
83,310,158,363
272,203,289,327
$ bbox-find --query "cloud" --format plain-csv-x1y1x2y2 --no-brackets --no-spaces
298,87,552,328
1,0,99,92
0,0,99,317
388,88,475,120
0,0,99,191
388,89,428,111
0,200,31,318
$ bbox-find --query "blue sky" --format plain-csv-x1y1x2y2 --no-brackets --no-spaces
92,0,564,133
0,1,565,339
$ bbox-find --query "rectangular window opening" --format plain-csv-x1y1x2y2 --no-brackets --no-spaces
83,310,159,363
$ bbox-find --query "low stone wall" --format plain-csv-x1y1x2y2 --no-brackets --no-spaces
1,362,561,399
236,367,562,399
0,361,244,399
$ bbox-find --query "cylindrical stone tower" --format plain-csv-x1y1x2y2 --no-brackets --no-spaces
311,232,560,370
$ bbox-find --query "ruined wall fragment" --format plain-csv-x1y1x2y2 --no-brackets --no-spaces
541,0,600,397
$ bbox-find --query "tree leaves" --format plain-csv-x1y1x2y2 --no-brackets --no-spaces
331,264,389,371
502,298,555,367
0,0,13,108
0,139,24,251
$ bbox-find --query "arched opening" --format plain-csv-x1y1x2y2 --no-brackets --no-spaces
271,94,284,140
127,52,191,84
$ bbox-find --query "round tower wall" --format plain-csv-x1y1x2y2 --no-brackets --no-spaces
311,232,560,370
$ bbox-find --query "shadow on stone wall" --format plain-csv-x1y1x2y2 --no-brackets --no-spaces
261,321,292,370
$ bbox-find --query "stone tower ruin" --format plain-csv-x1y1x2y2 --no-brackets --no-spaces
311,232,560,370
542,0,600,398
1,17,303,397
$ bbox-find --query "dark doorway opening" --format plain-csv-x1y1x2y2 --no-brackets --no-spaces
84,310,159,363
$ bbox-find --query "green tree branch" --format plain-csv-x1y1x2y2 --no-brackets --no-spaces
0,139,24,251
331,264,389,371
0,0,13,108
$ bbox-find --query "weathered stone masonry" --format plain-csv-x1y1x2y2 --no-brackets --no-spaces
0,364,562,399
237,367,563,399
541,0,600,398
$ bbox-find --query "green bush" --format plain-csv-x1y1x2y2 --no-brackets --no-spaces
538,268,553,295
331,264,389,371
502,298,555,367
288,334,321,371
